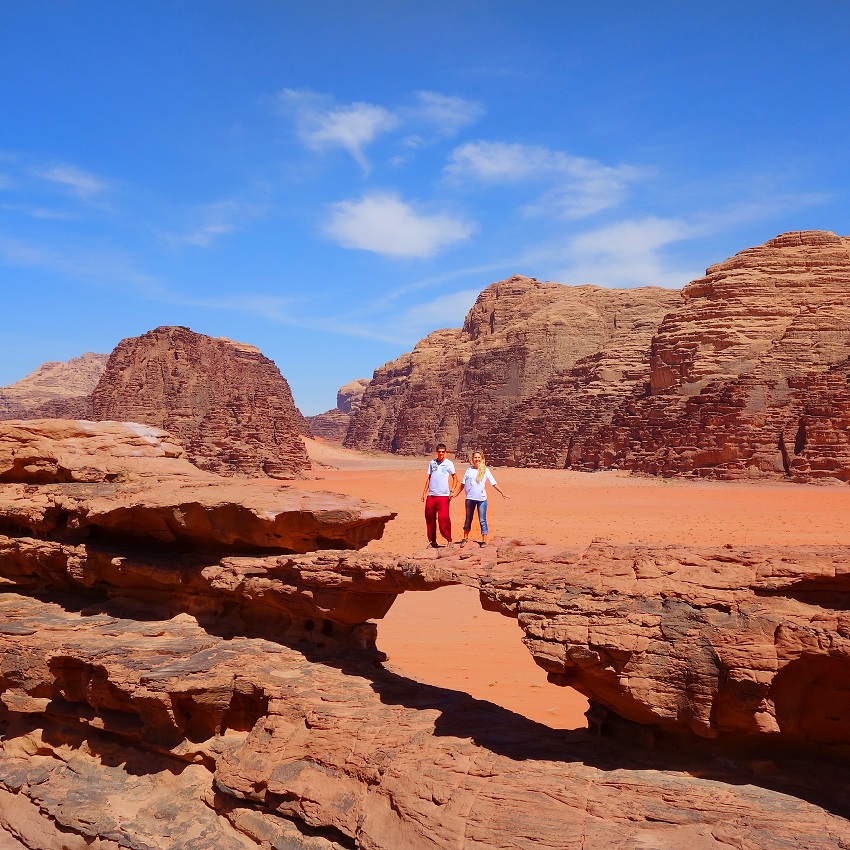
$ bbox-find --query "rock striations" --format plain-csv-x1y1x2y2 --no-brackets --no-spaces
348,231,850,483
1,421,849,848
596,230,850,480
345,277,680,465
91,326,310,478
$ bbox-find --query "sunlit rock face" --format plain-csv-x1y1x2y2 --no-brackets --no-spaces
594,230,850,480
89,325,310,478
0,352,107,420
345,276,679,463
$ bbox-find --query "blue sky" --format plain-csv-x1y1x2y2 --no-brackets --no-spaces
2,2,849,414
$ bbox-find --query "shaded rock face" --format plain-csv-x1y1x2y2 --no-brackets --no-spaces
90,326,310,478
1,422,850,849
307,378,370,443
345,277,680,464
0,352,107,420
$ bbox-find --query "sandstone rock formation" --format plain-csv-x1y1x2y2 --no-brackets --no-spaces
1,421,849,848
0,352,107,420
90,326,310,478
346,277,680,464
307,378,370,443
593,230,850,480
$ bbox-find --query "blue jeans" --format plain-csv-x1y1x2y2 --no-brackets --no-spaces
464,499,488,536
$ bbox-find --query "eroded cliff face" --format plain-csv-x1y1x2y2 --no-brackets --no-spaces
90,326,310,479
0,353,107,420
596,230,850,479
1,421,849,849
345,277,680,463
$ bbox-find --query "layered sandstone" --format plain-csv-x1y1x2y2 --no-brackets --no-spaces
0,353,107,419
307,378,369,443
1,423,849,847
583,230,850,479
346,277,680,463
90,326,310,478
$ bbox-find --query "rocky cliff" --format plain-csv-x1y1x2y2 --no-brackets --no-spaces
90,326,310,478
0,352,107,419
307,377,369,442
345,277,680,464
348,232,850,483
1,421,848,848
594,230,850,479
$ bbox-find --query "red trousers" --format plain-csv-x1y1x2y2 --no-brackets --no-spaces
425,495,452,543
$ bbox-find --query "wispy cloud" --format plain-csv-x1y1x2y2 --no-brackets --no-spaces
532,216,698,288
276,88,484,171
323,191,477,258
163,200,265,248
445,141,647,219
277,89,399,173
33,163,107,198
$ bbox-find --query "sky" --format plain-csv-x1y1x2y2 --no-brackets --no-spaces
1,1,849,414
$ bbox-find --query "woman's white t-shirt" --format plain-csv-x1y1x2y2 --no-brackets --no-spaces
462,466,497,501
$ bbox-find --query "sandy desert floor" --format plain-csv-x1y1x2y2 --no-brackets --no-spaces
298,438,850,731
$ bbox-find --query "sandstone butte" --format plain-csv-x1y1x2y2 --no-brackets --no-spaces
1,420,849,849
90,325,311,479
346,230,850,484
307,378,370,443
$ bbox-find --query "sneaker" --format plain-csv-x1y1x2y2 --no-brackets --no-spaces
478,541,487,547
459,538,468,548
445,542,454,549
429,542,440,549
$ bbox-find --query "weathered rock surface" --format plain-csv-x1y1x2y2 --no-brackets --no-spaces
345,276,680,463
472,538,850,751
307,379,370,443
2,592,848,850
90,326,310,478
0,353,107,420
2,423,850,848
592,231,850,479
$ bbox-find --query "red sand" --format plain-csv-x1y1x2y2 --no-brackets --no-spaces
299,439,850,730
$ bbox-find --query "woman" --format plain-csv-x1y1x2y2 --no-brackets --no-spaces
451,449,508,547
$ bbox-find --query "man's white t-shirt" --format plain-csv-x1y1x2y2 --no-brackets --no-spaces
462,466,497,501
427,458,456,496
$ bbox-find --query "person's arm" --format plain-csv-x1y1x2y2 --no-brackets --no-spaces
449,471,459,498
422,472,432,502
489,470,509,498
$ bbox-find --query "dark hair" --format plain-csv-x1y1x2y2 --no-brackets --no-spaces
436,443,447,451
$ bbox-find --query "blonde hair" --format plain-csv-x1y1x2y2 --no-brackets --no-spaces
470,449,487,483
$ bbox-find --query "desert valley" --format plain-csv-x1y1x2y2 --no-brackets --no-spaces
0,231,849,848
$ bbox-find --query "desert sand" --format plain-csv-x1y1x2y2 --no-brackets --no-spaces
299,438,850,731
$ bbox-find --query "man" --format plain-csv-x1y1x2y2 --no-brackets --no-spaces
421,443,457,548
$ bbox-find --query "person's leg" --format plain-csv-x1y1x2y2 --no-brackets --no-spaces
435,495,452,543
478,500,489,545
462,499,476,544
424,496,438,545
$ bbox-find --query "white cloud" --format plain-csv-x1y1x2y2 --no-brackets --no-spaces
543,217,698,288
412,91,484,137
164,200,264,248
34,163,107,197
445,141,646,219
278,88,398,173
324,191,477,258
